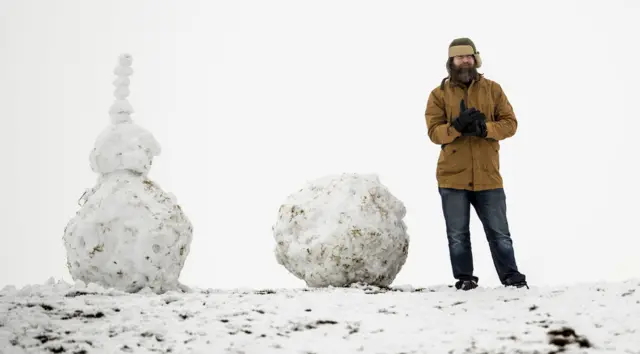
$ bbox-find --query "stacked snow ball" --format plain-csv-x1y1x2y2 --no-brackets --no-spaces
89,122,161,176
63,176,193,294
273,173,410,288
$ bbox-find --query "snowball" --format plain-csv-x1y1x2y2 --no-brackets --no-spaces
63,172,193,294
114,66,133,76
113,77,131,87
89,122,161,176
273,173,409,288
109,99,134,115
114,86,130,100
118,53,133,67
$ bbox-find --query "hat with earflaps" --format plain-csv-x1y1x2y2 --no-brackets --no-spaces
448,37,482,68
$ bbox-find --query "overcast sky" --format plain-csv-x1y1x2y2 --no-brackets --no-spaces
1,0,638,290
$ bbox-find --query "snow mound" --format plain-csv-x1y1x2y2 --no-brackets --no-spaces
63,54,192,294
273,173,409,288
5,279,638,353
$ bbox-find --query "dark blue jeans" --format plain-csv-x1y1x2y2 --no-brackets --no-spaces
438,187,526,285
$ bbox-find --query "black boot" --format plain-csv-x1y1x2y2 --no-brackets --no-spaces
455,279,478,291
505,278,529,289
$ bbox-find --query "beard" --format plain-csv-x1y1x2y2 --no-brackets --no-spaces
449,62,478,84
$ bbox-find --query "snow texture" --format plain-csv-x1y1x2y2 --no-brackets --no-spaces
2,278,639,353
273,173,409,288
63,54,192,295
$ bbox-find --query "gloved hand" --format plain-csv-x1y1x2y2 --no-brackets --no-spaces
462,111,488,137
452,99,478,132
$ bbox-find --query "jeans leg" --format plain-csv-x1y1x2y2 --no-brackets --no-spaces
470,188,526,285
438,187,476,282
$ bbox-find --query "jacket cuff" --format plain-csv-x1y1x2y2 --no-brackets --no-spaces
485,122,497,139
448,124,461,137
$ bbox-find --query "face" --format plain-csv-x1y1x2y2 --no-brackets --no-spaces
448,54,478,84
452,55,475,68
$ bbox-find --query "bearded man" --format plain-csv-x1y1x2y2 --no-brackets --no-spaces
424,37,528,291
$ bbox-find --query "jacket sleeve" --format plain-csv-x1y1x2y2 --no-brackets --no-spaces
486,83,517,140
425,89,460,145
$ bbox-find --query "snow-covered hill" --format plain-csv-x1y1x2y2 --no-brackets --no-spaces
1,279,638,353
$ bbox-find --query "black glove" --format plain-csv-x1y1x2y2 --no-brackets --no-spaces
462,111,488,137
452,99,478,132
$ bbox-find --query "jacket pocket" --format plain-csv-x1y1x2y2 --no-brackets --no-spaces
438,141,467,176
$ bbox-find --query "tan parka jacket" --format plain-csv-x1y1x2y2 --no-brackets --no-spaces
425,75,517,191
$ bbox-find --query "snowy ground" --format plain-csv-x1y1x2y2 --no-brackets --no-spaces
1,279,638,354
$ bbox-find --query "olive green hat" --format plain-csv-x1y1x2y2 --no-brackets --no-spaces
448,37,482,68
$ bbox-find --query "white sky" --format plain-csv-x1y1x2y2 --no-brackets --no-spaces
1,0,638,290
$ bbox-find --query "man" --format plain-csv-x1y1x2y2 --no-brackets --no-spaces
424,37,528,291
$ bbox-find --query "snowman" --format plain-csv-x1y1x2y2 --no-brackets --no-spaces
63,54,193,294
